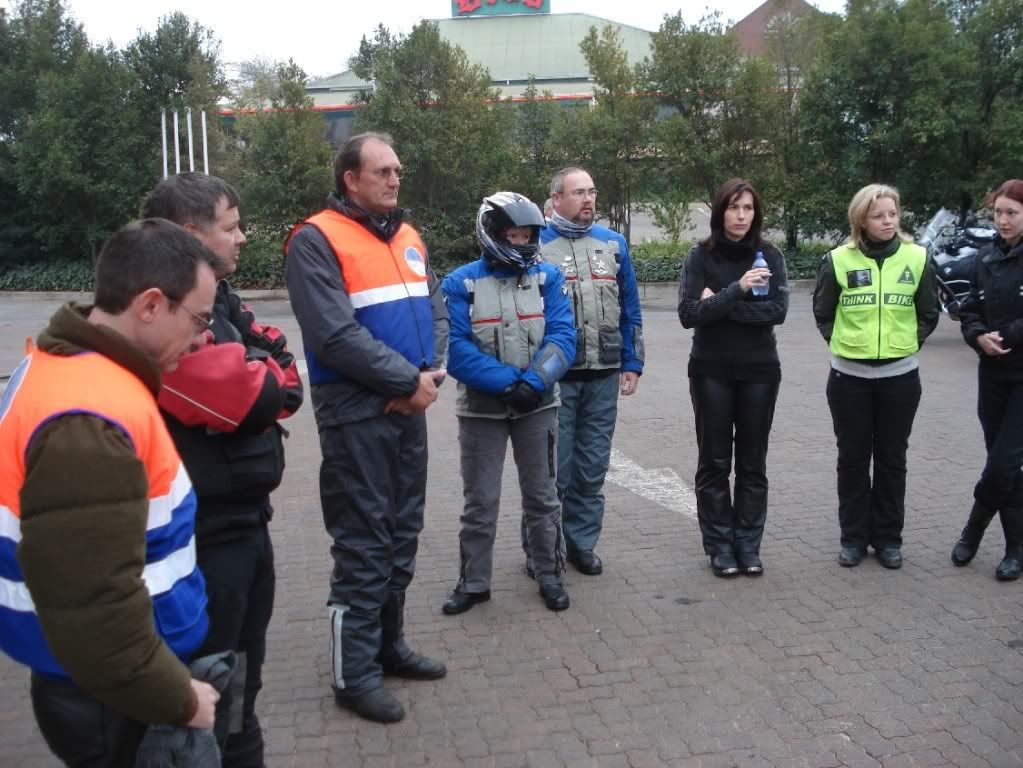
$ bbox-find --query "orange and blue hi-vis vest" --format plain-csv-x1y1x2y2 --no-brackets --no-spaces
0,345,208,678
293,210,435,386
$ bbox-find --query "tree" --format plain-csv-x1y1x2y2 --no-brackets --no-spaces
0,0,89,259
948,0,1023,205
11,44,152,258
123,12,228,179
123,11,225,110
795,0,977,235
553,23,655,241
509,78,563,208
349,21,518,268
224,60,332,234
762,7,841,248
642,13,782,209
230,56,283,110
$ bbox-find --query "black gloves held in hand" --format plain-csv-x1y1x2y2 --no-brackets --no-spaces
504,380,543,413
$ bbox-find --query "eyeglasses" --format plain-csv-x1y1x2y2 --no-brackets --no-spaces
567,188,597,199
372,168,403,181
180,304,214,334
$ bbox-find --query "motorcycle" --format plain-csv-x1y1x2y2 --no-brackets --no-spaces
917,208,997,320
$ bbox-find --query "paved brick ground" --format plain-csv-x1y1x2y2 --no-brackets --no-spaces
1,288,1021,767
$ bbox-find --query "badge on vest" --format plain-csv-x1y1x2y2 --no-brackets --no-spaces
897,266,914,285
846,269,872,288
884,293,914,306
405,246,427,277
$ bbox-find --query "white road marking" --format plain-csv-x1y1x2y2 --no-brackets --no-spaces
606,448,698,520
289,361,696,522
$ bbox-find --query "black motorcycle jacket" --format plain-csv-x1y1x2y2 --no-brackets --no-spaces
159,281,304,542
960,237,1023,378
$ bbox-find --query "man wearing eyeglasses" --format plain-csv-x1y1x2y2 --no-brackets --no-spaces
285,132,449,724
0,220,221,766
142,173,303,768
536,166,645,577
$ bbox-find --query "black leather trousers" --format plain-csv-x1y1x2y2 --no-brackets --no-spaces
689,375,779,556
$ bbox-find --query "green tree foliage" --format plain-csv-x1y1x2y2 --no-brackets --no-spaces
123,11,225,112
947,0,1023,204
795,0,1023,236
123,12,229,179
509,78,562,207
223,60,333,235
12,44,152,258
349,21,517,268
762,7,840,248
642,13,783,208
0,0,89,259
552,24,655,241
0,4,229,262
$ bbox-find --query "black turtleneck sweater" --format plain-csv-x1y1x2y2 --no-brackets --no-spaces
677,238,789,382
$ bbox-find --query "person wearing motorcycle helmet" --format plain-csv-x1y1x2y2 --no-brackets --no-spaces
955,179,1023,581
813,184,939,570
440,192,576,614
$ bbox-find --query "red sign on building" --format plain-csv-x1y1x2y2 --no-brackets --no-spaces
453,0,550,17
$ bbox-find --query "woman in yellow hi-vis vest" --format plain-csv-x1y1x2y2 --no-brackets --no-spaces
813,184,939,569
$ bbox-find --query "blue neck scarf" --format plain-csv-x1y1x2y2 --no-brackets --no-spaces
550,211,592,240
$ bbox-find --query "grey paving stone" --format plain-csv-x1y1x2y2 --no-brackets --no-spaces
2,292,1022,767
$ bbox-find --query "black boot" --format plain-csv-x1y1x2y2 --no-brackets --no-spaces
951,502,997,566
995,509,1022,581
335,687,405,723
379,591,406,659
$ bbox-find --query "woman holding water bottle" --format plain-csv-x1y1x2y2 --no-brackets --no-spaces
813,184,938,570
678,178,789,577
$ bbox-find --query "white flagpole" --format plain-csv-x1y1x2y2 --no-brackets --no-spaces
186,107,195,172
160,109,168,179
173,109,181,174
201,110,210,174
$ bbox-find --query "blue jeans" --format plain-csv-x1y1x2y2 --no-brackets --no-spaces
557,373,620,553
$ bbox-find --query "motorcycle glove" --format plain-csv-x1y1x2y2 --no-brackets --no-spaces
504,380,544,413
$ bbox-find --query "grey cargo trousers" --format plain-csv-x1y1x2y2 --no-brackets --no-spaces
457,407,566,591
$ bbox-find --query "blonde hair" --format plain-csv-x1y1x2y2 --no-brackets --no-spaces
845,183,909,252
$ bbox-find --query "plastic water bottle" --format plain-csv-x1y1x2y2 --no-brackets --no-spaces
751,251,769,297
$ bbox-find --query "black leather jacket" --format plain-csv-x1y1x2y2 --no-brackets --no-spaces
960,237,1023,377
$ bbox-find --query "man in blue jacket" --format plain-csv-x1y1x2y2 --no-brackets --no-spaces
441,192,576,614
539,167,645,575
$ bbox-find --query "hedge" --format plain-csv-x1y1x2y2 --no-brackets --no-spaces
0,258,96,292
0,237,832,292
629,239,831,282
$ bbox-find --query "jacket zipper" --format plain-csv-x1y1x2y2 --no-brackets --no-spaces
877,261,883,360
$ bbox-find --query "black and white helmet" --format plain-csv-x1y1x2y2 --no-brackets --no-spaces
476,191,545,270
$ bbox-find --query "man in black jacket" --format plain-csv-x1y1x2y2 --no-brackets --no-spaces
143,174,304,768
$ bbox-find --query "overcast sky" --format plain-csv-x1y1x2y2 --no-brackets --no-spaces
1,0,847,80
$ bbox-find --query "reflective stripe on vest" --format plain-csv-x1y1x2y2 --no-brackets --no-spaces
0,348,208,678
294,210,434,385
455,269,557,418
829,241,925,360
541,234,623,370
